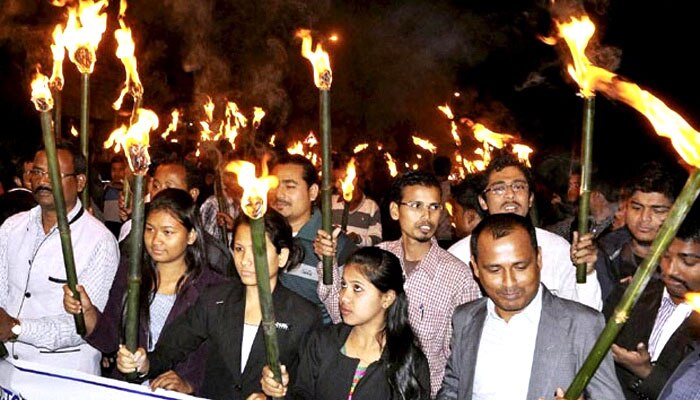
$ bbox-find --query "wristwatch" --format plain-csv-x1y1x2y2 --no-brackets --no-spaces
10,319,21,340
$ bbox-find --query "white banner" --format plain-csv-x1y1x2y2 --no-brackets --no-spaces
0,358,206,400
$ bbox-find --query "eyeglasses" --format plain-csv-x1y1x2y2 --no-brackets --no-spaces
28,169,78,180
399,201,443,212
482,181,529,196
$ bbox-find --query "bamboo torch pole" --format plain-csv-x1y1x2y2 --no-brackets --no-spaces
297,29,334,284
576,96,595,283
31,69,86,335
565,169,700,399
79,72,90,209
227,160,283,397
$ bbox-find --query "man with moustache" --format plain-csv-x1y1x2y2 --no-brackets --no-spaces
438,214,623,400
270,154,356,325
0,142,119,374
603,203,700,400
448,153,603,310
318,170,481,397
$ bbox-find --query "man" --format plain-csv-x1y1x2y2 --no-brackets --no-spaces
448,153,602,310
596,161,682,300
451,172,486,239
603,203,700,399
433,155,455,247
100,155,126,238
318,170,481,396
0,142,119,374
659,340,700,400
438,213,623,399
118,159,233,278
330,157,382,247
271,154,356,324
199,170,240,246
0,156,36,224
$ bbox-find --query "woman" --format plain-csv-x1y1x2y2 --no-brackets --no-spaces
116,209,321,400
261,246,431,399
64,188,227,393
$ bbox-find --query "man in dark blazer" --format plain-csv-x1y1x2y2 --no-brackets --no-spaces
604,206,700,400
659,341,700,399
439,214,622,400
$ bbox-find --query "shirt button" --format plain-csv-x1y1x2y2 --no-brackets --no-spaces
25,292,31,298
13,355,18,360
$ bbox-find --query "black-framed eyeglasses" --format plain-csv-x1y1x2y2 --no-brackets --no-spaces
482,181,529,196
28,169,78,180
399,201,443,212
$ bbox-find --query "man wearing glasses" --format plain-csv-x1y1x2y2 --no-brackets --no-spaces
0,141,119,375
319,170,481,397
448,152,603,311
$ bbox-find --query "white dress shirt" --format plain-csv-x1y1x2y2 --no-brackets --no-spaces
648,288,692,362
473,286,543,400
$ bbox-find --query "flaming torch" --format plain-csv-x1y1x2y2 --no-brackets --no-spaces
297,28,334,284
340,158,357,232
559,26,700,400
49,24,65,139
557,15,598,283
30,67,86,336
63,0,108,209
103,109,157,365
225,160,284,391
112,0,144,126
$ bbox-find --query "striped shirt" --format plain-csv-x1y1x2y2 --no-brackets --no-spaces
331,193,382,247
318,237,482,397
347,364,367,400
648,289,692,362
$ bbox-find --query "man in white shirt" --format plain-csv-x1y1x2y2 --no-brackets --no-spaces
603,204,700,399
448,153,602,310
438,213,622,400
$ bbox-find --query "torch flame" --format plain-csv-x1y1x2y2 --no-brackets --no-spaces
304,131,318,147
512,143,534,167
438,104,454,119
353,143,369,154
104,108,158,174
412,135,437,154
30,67,54,113
384,153,398,177
161,109,179,140
112,9,143,110
269,134,276,146
297,29,332,90
253,107,266,129
287,141,304,155
203,96,215,122
686,293,700,312
225,160,279,220
62,0,108,74
49,25,65,91
556,16,598,97
438,104,461,146
71,125,79,137
341,158,357,202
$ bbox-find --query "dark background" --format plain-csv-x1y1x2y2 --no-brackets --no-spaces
0,0,697,185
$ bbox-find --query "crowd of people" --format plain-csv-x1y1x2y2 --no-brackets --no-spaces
0,137,699,400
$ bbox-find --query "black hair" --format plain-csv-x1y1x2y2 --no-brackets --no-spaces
481,151,534,193
231,208,304,270
432,155,452,177
38,140,87,175
452,172,487,217
591,172,621,203
110,155,126,165
676,202,700,243
136,188,207,348
625,160,683,203
470,213,538,261
388,170,441,204
273,154,319,189
346,247,431,400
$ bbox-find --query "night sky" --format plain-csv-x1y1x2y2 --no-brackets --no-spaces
0,0,697,184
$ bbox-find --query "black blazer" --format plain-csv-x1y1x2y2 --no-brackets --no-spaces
290,323,431,400
147,281,322,400
604,279,696,399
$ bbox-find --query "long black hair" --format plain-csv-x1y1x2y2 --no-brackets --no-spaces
346,247,430,400
231,208,304,271
138,188,207,333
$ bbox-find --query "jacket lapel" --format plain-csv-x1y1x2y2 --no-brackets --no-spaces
464,303,487,397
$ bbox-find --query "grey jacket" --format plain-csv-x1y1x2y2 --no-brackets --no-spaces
438,285,623,399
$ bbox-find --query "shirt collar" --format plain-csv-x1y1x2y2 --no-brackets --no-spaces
486,284,543,324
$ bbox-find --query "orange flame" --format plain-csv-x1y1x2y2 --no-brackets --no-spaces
438,104,461,146
304,131,318,147
49,25,65,91
341,158,357,202
297,29,332,90
220,101,247,148
269,134,276,146
556,16,598,97
512,143,534,167
161,109,179,140
253,107,266,129
30,67,54,113
287,141,304,155
385,153,398,177
204,96,215,122
112,1,143,110
62,0,108,74
353,143,369,154
225,160,279,219
71,125,79,137
412,135,437,154
686,293,700,312
557,15,700,167
104,108,157,174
